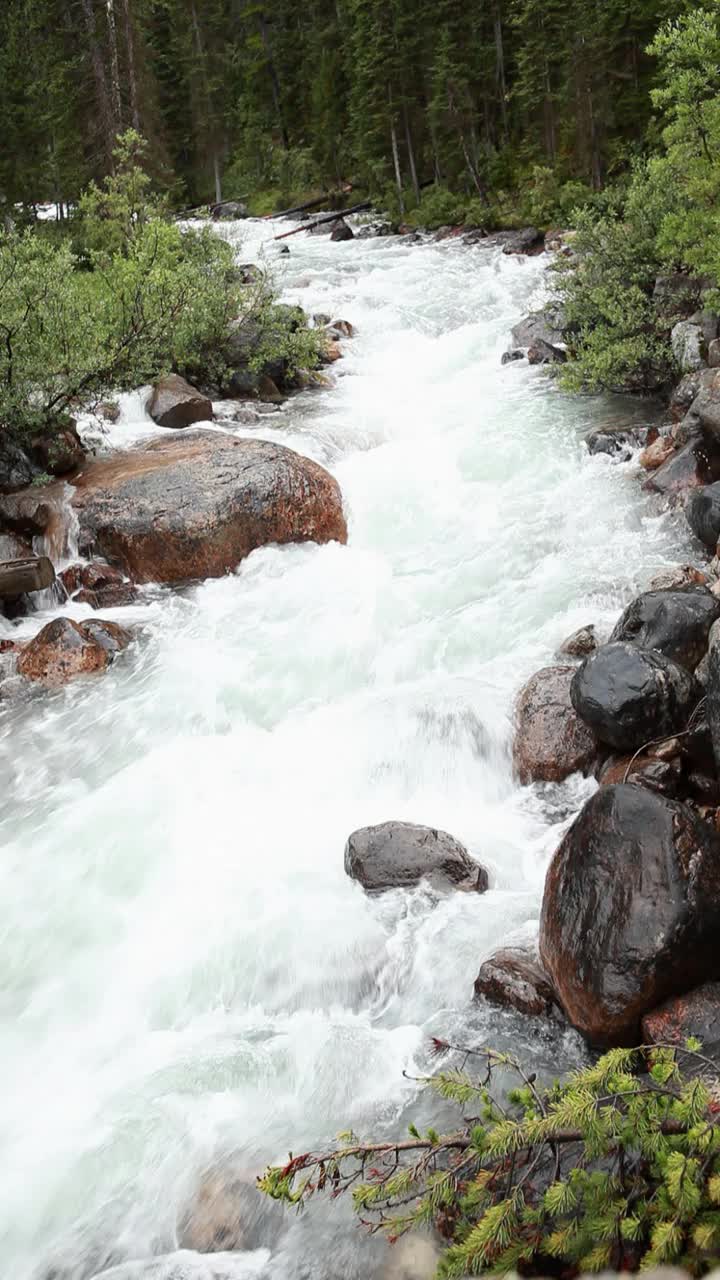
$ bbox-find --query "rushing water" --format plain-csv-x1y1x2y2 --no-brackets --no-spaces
0,222,697,1280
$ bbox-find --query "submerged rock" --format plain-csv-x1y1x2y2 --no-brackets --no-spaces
17,616,131,686
570,641,700,751
147,374,213,429
71,432,347,585
512,665,597,784
178,1167,282,1254
539,784,720,1044
501,227,543,256
474,947,559,1017
609,585,720,670
557,624,597,659
344,821,488,893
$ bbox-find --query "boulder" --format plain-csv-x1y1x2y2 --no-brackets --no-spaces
0,489,57,538
684,368,720,443
639,436,674,471
669,371,704,420
686,483,720,550
177,1168,283,1253
570,642,700,751
652,273,709,321
557,624,597,659
344,821,488,894
61,561,138,609
501,350,524,365
330,219,354,242
510,305,565,352
71,432,347,585
648,565,709,592
16,616,131,686
710,339,720,370
501,227,543,256
539,784,720,1044
608,585,720,670
512,665,597,785
598,752,681,797
309,216,349,238
146,375,213,430
474,947,559,1017
30,422,85,476
211,201,248,220
527,339,566,365
642,982,720,1048
0,437,38,493
586,426,647,459
704,643,720,772
219,309,298,397
644,439,714,501
671,320,705,374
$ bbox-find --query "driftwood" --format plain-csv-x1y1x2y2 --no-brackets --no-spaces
0,556,55,598
273,201,373,240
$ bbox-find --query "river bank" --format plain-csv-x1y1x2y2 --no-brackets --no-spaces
0,220,703,1280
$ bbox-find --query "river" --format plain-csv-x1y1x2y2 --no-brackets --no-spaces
0,222,693,1280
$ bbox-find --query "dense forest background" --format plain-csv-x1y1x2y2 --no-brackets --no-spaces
0,0,693,215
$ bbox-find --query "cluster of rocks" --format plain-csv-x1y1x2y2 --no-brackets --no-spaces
494,565,720,1047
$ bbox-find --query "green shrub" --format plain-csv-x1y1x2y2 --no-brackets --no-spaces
407,186,468,229
261,1040,720,1276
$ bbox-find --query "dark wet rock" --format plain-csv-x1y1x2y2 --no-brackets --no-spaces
570,641,700,752
539,784,720,1045
558,624,597,659
16,616,131,686
0,490,56,538
642,982,720,1049
30,422,85,477
598,752,682,797
705,644,720,773
237,263,263,284
330,219,354,242
586,426,648,459
609,585,720,671
211,201,248,220
61,562,138,609
474,946,559,1018
147,375,213,430
527,339,566,365
683,368,720,444
686,483,720,550
501,226,543,256
510,305,565,352
512,665,597,785
0,437,39,493
344,821,488,894
644,438,716,501
71,432,347,585
670,371,704,421
501,349,524,365
308,216,350,238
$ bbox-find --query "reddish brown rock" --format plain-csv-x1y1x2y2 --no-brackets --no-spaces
30,423,85,476
644,440,713,502
71,432,347,585
557,624,597,659
512,665,597,785
539,784,720,1045
146,374,213,429
648,565,709,591
642,982,720,1047
474,947,558,1017
16,617,131,687
640,436,674,471
598,752,681,796
61,561,138,608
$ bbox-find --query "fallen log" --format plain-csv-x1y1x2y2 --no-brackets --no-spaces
274,202,373,240
0,556,55,598
267,189,353,220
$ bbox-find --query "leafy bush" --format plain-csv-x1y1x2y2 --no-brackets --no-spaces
261,1040,720,1277
406,186,468,230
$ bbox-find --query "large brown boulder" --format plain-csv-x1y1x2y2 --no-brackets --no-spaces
71,432,347,585
16,617,131,686
344,821,488,894
539,784,720,1045
570,642,700,751
146,374,213,429
474,947,559,1018
512,665,597,784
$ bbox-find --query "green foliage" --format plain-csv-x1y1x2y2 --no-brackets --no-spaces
78,130,165,258
260,1042,720,1277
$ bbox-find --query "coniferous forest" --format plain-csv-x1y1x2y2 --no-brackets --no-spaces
0,0,694,214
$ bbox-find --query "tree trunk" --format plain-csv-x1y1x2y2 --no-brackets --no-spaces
257,11,290,150
105,0,123,133
79,0,115,163
388,85,404,217
120,0,141,130
494,4,508,144
402,101,420,203
213,150,223,204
